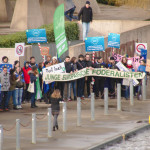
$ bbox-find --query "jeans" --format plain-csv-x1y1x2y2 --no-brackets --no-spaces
77,78,85,97
0,91,8,109
7,90,16,107
82,22,90,41
64,6,78,21
71,81,76,97
16,88,23,105
31,92,36,105
125,86,130,99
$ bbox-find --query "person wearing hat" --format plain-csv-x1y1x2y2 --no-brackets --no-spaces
64,0,78,21
94,57,106,99
78,1,93,41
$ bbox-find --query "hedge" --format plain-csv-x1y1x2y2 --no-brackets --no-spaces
96,0,121,6
0,21,79,48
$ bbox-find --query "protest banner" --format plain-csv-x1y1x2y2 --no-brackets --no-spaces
43,68,145,82
54,4,68,58
15,43,25,57
146,59,150,72
0,64,13,73
116,61,139,86
135,43,147,55
26,29,47,43
141,49,147,59
108,33,120,49
42,62,66,74
85,36,105,52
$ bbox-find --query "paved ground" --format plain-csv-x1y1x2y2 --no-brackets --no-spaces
1,98,150,150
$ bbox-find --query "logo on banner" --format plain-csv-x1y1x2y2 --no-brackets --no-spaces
135,43,147,55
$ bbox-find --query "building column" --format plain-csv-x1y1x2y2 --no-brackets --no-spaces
10,0,44,30
0,0,8,22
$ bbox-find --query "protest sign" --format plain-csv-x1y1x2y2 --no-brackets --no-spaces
135,43,147,55
54,4,68,58
146,59,150,72
42,62,66,74
85,36,105,52
0,64,13,73
15,43,25,57
26,29,47,43
141,49,147,59
108,33,120,48
43,68,144,82
116,62,139,86
41,47,49,56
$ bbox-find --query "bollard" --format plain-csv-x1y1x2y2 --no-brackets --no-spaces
63,102,67,132
130,80,134,106
142,74,146,100
16,119,20,150
104,88,108,115
77,97,81,126
48,108,52,137
32,114,36,144
117,83,121,111
0,125,3,150
91,93,95,121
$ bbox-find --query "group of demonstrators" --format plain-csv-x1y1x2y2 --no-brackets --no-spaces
0,53,147,112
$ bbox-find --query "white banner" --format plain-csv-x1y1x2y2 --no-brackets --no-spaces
15,43,25,57
116,62,139,86
42,62,66,74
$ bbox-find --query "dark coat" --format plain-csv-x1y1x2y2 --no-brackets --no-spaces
65,62,73,73
77,60,86,70
29,71,37,92
85,60,94,67
50,98,62,114
78,6,93,23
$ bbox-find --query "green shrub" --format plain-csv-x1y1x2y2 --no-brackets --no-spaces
0,21,79,48
96,0,121,6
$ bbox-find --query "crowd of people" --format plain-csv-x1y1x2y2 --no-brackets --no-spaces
0,53,147,112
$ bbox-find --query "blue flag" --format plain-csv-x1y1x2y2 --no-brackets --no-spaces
0,64,13,73
141,49,147,59
108,33,120,49
26,29,47,43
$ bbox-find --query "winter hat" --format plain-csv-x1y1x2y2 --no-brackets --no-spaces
127,60,132,65
86,1,90,5
52,56,57,60
110,57,115,60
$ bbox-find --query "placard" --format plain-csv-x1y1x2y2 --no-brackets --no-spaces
108,33,120,48
15,43,25,57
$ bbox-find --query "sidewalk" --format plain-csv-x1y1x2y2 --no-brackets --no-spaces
1,98,150,150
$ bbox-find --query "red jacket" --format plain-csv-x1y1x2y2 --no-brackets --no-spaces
22,67,32,84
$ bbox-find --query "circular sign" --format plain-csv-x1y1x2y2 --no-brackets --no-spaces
16,45,23,55
136,44,146,53
41,47,49,56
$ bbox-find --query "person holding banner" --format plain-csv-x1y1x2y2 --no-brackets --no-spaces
64,0,78,21
84,54,94,98
77,54,86,99
94,57,106,99
78,1,93,41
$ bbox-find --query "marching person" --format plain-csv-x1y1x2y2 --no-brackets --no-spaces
64,0,78,21
78,1,93,41
0,67,10,111
50,89,63,131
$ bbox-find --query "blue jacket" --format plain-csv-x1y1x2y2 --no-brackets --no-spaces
137,65,146,73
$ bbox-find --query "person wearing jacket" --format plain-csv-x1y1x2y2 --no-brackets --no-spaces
94,57,106,99
50,89,62,131
64,0,78,21
78,1,93,41
84,54,94,98
64,56,73,101
22,61,32,103
7,69,20,110
29,56,38,68
29,66,38,108
0,67,10,111
15,67,25,109
76,54,86,99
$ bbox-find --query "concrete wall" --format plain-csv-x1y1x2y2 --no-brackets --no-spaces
78,20,150,40
0,45,32,67
0,0,8,22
